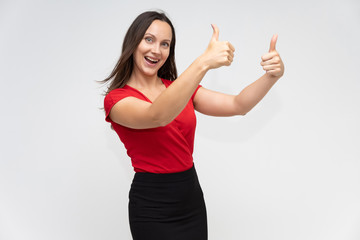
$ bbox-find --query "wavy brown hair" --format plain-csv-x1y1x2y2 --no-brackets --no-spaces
101,11,177,95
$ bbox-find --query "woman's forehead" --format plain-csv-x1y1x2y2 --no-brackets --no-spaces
145,20,172,41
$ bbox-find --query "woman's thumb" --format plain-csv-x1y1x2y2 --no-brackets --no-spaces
210,24,219,42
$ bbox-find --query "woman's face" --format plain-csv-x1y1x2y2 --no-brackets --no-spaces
132,20,172,79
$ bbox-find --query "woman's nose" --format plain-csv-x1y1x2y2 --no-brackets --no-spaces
151,44,161,54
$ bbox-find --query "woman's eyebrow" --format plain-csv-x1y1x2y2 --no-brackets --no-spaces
145,33,171,42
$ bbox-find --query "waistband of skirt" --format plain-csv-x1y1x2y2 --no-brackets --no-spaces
133,163,196,183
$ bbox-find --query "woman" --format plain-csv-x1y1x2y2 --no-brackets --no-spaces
102,11,284,240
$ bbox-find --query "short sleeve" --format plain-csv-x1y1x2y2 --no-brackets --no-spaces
191,84,202,101
104,88,132,122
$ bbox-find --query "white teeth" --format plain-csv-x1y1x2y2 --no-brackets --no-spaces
145,57,159,63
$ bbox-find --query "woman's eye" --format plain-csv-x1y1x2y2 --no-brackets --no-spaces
145,37,152,42
162,42,169,47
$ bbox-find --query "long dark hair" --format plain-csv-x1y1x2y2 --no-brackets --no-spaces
101,11,177,94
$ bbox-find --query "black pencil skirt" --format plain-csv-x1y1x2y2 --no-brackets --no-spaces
128,164,207,240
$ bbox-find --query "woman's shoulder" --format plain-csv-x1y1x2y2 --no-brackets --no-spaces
104,86,140,116
105,86,134,98
107,86,129,95
104,87,134,105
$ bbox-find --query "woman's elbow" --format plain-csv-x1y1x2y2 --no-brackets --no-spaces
150,111,172,127
237,110,248,116
234,105,249,116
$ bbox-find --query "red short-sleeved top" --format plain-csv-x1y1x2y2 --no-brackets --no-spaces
104,78,201,173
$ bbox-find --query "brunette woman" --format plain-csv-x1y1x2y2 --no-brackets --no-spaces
102,10,284,240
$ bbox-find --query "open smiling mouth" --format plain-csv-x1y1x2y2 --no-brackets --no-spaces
145,56,159,64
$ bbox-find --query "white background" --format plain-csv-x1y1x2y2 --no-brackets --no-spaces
1,0,359,239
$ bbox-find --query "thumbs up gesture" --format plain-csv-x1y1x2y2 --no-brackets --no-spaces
260,34,284,78
201,24,235,70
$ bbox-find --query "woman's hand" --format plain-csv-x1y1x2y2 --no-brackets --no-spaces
200,24,235,70
260,34,284,78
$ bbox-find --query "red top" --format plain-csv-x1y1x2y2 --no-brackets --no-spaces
104,79,201,173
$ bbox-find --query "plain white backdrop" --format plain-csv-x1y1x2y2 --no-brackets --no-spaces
1,0,359,239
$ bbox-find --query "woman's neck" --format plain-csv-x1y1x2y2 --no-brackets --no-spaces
128,71,162,89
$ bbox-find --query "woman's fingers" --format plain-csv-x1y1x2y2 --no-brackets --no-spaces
261,54,283,76
221,42,235,66
228,41,235,52
261,55,281,66
262,63,282,71
261,51,278,61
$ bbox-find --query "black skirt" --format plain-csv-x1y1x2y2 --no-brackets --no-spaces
128,164,207,240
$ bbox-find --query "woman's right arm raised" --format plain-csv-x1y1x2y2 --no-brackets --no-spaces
109,24,235,129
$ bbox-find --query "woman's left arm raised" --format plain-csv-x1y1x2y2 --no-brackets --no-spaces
193,34,284,116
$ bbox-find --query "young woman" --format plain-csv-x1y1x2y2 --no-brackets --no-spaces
102,11,284,240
